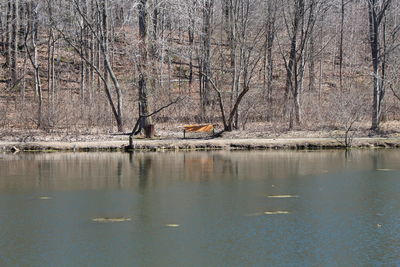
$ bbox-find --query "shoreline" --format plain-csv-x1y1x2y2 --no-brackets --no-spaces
1,137,400,153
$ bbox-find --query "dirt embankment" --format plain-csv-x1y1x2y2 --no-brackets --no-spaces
1,137,400,153
1,122,400,152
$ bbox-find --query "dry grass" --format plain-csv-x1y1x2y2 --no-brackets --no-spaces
1,121,400,143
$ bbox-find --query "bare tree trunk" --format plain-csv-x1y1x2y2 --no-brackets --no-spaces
308,12,316,91
0,9,4,55
285,9,299,128
338,0,345,90
199,0,214,119
47,0,56,123
138,0,153,136
227,0,240,129
89,0,95,101
79,0,88,103
5,1,11,72
283,0,317,129
10,0,19,87
188,2,195,86
368,0,391,131
318,15,324,102
264,1,276,121
26,1,42,127
102,0,108,94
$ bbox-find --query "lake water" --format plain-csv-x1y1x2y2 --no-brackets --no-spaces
1,150,400,267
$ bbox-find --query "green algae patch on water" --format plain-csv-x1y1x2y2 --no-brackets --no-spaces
39,196,52,200
376,169,395,172
92,217,131,223
264,211,290,215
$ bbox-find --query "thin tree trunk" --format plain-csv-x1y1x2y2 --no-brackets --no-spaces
368,0,391,131
26,1,42,127
265,1,275,121
138,0,153,136
6,1,11,70
200,0,214,118
10,0,19,87
308,31,316,91
338,0,345,90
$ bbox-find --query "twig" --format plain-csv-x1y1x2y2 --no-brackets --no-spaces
389,84,400,102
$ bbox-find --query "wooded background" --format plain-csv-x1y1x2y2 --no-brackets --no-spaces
1,0,399,135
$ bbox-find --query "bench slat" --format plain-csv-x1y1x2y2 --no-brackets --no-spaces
183,124,214,133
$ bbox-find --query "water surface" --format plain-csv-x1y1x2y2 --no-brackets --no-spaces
1,150,400,267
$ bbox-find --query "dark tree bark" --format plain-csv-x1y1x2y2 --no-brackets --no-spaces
5,1,12,70
188,1,196,86
47,0,56,120
138,0,154,137
338,0,345,90
25,1,42,127
10,0,19,87
367,0,392,131
282,0,318,129
264,0,277,121
284,0,303,128
308,2,316,92
199,0,214,118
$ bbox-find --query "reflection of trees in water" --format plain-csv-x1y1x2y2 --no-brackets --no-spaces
1,150,400,192
0,153,135,191
370,150,383,171
183,153,216,181
117,158,123,188
219,154,239,179
138,155,153,191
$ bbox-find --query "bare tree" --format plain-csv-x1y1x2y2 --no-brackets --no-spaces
11,0,18,85
137,0,155,137
263,0,278,121
59,0,125,131
366,0,392,131
0,0,400,136
24,0,43,127
197,0,214,119
279,0,326,129
206,0,265,131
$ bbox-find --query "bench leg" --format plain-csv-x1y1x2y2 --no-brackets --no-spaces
183,130,186,139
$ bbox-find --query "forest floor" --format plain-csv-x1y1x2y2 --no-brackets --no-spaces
1,121,400,152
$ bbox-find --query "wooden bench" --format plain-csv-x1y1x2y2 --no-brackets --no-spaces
182,124,215,138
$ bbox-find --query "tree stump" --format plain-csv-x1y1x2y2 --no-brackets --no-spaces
144,124,155,138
